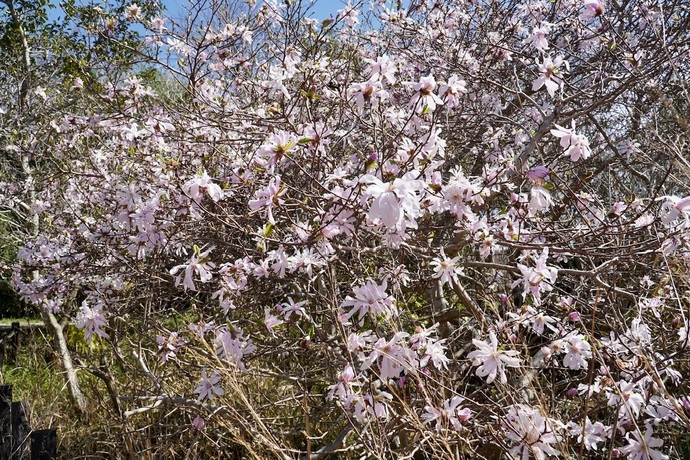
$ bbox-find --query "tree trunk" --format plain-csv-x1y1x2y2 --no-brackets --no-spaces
41,308,87,416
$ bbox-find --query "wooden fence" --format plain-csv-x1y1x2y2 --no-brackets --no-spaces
0,323,21,368
1,322,57,460
0,385,56,460
0,323,45,368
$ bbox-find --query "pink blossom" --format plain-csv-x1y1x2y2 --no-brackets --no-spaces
194,369,224,401
620,425,668,460
467,331,520,384
422,396,472,431
438,75,466,109
170,246,216,291
529,185,553,215
254,131,298,171
156,332,184,362
277,297,308,321
568,417,608,451
348,79,389,113
515,248,558,305
264,307,284,334
502,404,561,460
361,332,412,381
581,0,605,20
533,55,567,97
409,75,444,114
363,55,397,84
430,249,463,286
125,3,142,21
248,175,286,224
524,22,553,52
361,171,425,230
327,364,361,402
350,390,392,422
550,122,592,161
558,332,592,370
338,1,359,27
74,301,109,340
660,195,690,225
526,166,550,183
183,172,224,203
340,280,396,325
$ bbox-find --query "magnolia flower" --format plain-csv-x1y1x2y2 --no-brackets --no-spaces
439,74,467,109
503,405,561,460
409,75,444,114
170,245,216,291
568,418,608,451
264,307,284,334
348,78,389,113
660,195,690,225
125,3,142,21
559,332,592,370
550,122,592,161
254,130,298,171
419,338,450,370
249,175,286,224
351,390,392,422
338,1,359,27
524,22,553,52
34,86,48,101
361,332,412,381
620,425,669,460
194,369,224,401
581,0,604,20
529,185,553,215
277,297,308,321
360,171,425,230
422,396,472,431
606,380,645,420
183,172,224,203
340,279,397,325
526,166,550,183
532,55,567,97
430,249,463,286
515,248,558,305
74,301,109,340
467,331,520,384
363,55,396,84
214,328,256,370
72,77,84,90
327,364,361,402
157,332,184,362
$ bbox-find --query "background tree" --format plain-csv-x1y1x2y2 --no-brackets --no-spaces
4,0,690,457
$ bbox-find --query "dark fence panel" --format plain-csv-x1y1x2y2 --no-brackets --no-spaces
0,385,11,459
11,401,30,460
0,386,55,460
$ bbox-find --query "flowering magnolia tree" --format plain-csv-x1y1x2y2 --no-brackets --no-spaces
4,0,690,457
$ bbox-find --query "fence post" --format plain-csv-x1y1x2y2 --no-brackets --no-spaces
8,323,20,365
30,429,56,460
11,401,30,460
0,385,12,460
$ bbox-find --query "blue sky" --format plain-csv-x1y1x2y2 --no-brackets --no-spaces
45,0,348,24
160,0,346,20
